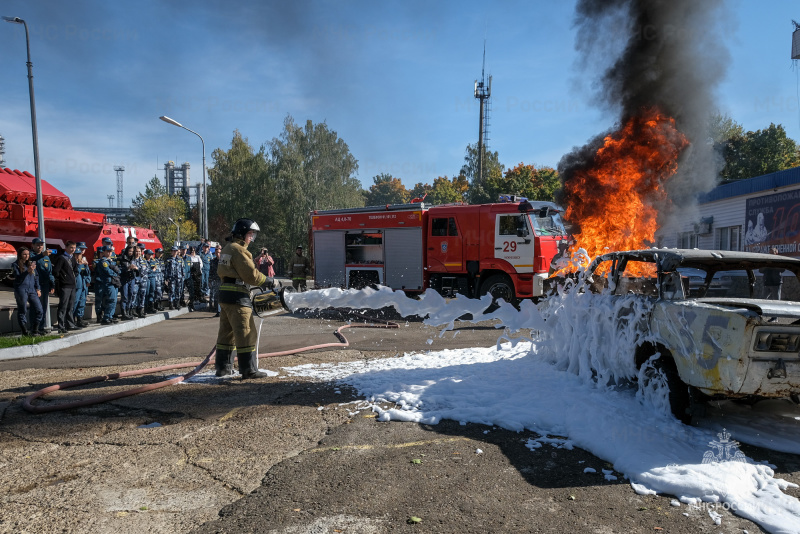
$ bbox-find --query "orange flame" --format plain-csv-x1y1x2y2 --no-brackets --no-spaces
554,107,689,276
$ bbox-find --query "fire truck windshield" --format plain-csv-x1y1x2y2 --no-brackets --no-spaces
530,212,566,236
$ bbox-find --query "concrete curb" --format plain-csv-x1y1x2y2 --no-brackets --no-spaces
0,308,191,361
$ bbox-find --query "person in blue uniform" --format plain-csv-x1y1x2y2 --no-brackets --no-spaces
73,242,91,327
143,249,159,313
199,242,212,302
153,247,165,311
95,246,119,325
12,247,42,336
30,237,54,332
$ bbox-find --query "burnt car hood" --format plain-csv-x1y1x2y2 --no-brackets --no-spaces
696,298,800,318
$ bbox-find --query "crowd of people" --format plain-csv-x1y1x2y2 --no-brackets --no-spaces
10,236,221,336
9,228,312,339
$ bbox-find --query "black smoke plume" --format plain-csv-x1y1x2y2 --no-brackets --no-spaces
558,0,729,227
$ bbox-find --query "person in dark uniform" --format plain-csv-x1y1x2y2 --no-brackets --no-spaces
291,245,311,291
51,240,79,333
12,247,42,336
209,245,222,317
216,218,273,379
165,246,184,309
30,237,54,332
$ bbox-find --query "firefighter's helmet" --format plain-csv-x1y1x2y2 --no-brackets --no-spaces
231,218,260,238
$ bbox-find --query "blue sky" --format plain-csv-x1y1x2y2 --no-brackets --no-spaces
0,0,798,208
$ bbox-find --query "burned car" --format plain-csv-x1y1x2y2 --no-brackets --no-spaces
583,248,800,423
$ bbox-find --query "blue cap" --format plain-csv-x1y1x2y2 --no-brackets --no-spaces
76,242,87,249
144,249,153,255
32,238,43,245
180,244,188,249
155,247,163,253
171,246,179,251
102,237,113,245
100,245,111,253
137,243,145,249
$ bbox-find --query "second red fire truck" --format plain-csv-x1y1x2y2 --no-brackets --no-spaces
310,196,569,302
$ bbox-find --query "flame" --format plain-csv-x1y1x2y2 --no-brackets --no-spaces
554,107,689,276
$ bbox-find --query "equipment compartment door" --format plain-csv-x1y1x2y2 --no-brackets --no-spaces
313,231,346,288
494,214,534,273
384,228,423,290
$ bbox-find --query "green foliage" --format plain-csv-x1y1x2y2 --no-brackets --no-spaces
484,163,560,202
130,176,198,246
207,130,283,251
408,182,432,202
427,176,463,205
364,173,409,205
460,142,504,204
711,114,800,181
268,116,364,263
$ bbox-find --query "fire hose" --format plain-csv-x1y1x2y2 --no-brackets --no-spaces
22,287,399,414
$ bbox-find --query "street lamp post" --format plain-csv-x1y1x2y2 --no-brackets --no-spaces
159,116,208,240
168,217,181,247
2,16,45,244
4,15,51,332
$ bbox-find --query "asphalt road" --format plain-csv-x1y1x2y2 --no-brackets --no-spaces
0,308,796,533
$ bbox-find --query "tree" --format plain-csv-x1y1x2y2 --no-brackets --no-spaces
487,163,561,202
723,124,800,180
460,143,504,204
207,130,283,252
269,116,363,263
427,176,463,205
710,114,800,181
364,173,409,205
130,176,198,246
408,182,432,202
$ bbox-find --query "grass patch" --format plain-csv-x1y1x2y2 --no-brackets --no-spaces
0,333,62,348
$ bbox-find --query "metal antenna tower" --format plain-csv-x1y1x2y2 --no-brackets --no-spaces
0,134,5,168
474,43,492,185
114,166,124,209
107,195,115,208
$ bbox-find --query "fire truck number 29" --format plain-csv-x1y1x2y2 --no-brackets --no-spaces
502,241,517,252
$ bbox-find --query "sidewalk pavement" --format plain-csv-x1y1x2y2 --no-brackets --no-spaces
0,307,191,362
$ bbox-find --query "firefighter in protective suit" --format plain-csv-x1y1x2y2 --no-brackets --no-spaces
215,218,273,379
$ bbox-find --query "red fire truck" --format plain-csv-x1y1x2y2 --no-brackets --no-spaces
0,167,162,266
310,196,569,301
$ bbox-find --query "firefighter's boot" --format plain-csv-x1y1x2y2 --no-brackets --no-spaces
215,349,235,377
238,351,268,379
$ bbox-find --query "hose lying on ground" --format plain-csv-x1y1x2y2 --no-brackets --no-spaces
22,307,398,414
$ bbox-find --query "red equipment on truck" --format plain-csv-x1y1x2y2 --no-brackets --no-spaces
310,196,569,302
0,167,162,268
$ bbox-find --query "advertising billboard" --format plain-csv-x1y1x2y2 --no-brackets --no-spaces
744,189,800,256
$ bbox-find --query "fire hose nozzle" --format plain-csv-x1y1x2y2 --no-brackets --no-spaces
250,286,295,317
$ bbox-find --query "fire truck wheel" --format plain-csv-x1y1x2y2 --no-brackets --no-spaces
479,274,516,309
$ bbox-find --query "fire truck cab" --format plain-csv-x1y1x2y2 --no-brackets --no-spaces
311,196,569,301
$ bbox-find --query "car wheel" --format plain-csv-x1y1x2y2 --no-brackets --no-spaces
640,355,692,424
479,274,516,311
